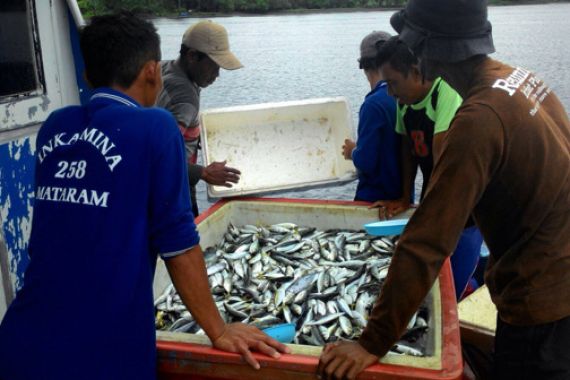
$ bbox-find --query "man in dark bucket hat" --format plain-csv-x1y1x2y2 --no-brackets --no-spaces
390,0,495,63
318,1,570,379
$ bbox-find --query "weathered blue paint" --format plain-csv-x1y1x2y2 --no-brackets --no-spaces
68,8,92,105
0,138,35,291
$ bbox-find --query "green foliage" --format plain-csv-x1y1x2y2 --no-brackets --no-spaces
269,0,293,10
77,0,107,17
229,0,270,12
217,0,236,12
77,0,410,17
307,0,325,8
78,0,181,16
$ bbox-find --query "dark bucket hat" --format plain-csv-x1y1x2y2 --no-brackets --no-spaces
390,0,495,63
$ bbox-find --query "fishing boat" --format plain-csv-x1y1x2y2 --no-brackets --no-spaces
167,10,194,19
0,0,87,315
177,10,193,18
0,1,465,379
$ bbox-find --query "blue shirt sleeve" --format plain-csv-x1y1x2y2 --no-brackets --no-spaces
148,114,200,258
352,99,391,175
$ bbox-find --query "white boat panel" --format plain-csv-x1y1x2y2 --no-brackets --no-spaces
0,0,81,320
200,97,357,198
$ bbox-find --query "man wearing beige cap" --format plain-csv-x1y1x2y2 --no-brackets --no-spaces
157,20,243,216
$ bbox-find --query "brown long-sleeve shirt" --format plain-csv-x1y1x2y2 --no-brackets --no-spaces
359,58,570,357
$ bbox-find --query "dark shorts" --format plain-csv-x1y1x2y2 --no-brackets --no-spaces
493,315,570,380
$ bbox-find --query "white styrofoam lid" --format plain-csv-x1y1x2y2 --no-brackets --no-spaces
199,97,357,198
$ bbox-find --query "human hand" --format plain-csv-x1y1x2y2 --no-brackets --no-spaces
369,198,411,220
212,323,291,370
342,139,356,160
317,341,379,380
202,161,241,187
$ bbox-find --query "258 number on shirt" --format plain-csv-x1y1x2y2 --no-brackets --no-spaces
55,160,87,179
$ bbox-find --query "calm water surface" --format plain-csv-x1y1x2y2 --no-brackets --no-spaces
153,4,570,212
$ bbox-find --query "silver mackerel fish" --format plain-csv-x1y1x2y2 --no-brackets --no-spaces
155,222,430,356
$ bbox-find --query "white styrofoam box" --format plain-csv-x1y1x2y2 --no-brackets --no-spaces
199,97,357,198
154,199,444,369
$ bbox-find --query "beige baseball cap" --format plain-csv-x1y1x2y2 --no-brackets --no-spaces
182,20,243,70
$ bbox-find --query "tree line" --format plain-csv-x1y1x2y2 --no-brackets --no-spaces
78,0,406,16
77,0,552,17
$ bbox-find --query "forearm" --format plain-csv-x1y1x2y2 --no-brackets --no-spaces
360,127,492,356
358,235,448,357
353,106,384,173
352,150,377,174
358,196,457,357
165,246,225,341
352,135,381,175
188,164,204,186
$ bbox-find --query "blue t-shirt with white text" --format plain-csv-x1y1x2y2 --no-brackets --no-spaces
0,89,200,380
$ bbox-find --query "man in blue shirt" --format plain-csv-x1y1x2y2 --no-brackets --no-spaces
342,31,402,203
0,13,287,380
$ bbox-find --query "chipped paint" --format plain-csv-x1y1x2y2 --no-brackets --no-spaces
28,106,38,120
0,0,83,313
0,137,36,292
2,103,15,126
40,95,51,112
1,94,54,132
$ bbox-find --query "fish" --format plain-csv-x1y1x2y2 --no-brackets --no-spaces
304,312,345,326
337,298,353,319
207,261,227,276
339,315,353,336
224,301,248,320
393,343,424,357
251,315,282,329
154,222,430,358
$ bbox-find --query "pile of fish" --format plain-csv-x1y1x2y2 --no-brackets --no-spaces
155,222,430,357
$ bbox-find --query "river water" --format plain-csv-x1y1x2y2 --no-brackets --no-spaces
153,3,570,212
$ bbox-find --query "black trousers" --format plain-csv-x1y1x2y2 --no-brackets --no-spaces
493,314,570,380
